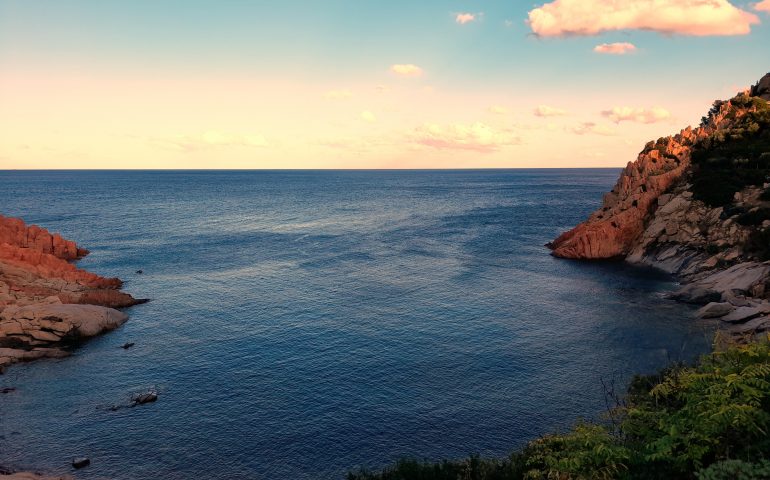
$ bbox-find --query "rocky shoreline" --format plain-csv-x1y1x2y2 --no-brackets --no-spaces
549,72,770,341
0,214,142,478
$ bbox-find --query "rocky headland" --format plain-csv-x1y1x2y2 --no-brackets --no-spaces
0,213,142,372
549,72,770,339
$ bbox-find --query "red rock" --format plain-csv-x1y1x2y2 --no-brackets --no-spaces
549,95,754,259
0,214,141,308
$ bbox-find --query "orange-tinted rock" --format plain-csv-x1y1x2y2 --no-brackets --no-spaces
548,95,750,260
0,214,140,308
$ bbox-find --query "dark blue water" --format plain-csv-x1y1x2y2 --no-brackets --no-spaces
0,170,711,479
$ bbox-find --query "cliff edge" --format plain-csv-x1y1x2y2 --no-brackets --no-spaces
0,215,143,371
549,72,770,338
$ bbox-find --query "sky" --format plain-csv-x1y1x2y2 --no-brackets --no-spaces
1,0,769,169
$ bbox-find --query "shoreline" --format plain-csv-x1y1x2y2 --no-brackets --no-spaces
0,214,141,478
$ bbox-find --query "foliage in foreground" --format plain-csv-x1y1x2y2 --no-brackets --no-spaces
348,338,770,480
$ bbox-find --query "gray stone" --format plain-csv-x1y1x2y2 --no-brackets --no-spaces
721,306,763,323
696,302,734,319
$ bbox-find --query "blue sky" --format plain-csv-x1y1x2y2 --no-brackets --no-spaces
1,0,769,168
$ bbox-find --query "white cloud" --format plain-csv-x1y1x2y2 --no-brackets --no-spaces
568,122,617,136
390,64,424,77
410,122,521,153
593,42,637,55
155,131,269,151
361,111,377,123
324,90,353,100
601,106,671,124
489,105,509,115
534,105,568,117
528,0,758,37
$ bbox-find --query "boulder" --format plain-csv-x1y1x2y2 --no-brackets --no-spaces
696,302,734,319
721,306,763,324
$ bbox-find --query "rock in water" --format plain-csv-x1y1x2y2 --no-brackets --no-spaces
133,391,158,405
72,457,90,469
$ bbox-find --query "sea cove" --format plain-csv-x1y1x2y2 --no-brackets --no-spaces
0,170,711,479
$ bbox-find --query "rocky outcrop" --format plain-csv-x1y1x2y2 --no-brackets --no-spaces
549,72,770,341
548,94,744,259
0,214,141,371
1,473,73,480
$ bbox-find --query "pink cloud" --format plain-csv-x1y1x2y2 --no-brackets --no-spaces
593,42,637,54
410,122,520,153
755,0,770,12
154,131,268,152
601,106,671,124
528,0,759,37
568,122,617,136
534,105,568,117
390,64,424,77
455,13,477,24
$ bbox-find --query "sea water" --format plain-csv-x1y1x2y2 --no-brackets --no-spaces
0,170,711,479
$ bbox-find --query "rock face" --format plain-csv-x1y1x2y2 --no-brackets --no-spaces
548,97,741,259
549,73,770,340
751,72,770,101
0,214,141,371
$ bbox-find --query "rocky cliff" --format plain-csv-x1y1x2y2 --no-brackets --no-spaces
549,72,770,339
0,215,143,371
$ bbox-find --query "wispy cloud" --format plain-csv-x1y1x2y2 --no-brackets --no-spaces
593,42,637,55
410,122,521,153
534,105,568,117
528,0,758,37
568,122,617,136
390,64,424,77
755,0,770,12
601,106,671,124
153,131,268,151
324,89,353,100
489,105,509,115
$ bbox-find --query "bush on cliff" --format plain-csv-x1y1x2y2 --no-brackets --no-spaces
691,94,770,207
349,338,770,480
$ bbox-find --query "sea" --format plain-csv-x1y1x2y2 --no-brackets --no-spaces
0,170,712,479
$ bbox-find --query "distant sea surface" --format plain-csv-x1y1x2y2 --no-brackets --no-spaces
0,170,711,479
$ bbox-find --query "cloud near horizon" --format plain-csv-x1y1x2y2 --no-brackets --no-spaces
568,122,617,136
534,105,568,117
390,64,423,77
528,0,759,37
154,131,269,152
360,110,377,123
410,122,521,153
489,105,509,115
324,89,353,100
602,106,672,124
593,42,637,55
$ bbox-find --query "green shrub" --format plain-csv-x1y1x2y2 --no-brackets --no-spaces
521,424,630,480
690,94,770,207
695,459,770,480
350,340,770,480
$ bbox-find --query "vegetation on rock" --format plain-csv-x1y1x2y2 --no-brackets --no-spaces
691,95,770,208
348,338,770,480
